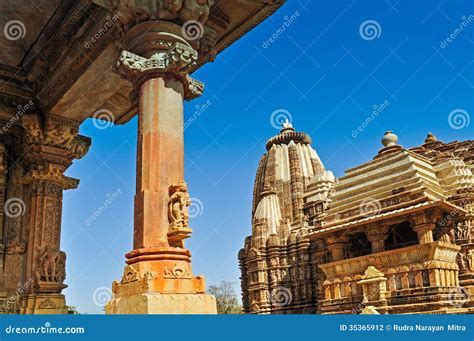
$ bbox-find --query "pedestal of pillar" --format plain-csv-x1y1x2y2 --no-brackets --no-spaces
20,294,68,315
105,293,216,315
106,247,216,314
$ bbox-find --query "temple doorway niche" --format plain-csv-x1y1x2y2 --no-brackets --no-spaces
346,232,371,258
385,221,418,251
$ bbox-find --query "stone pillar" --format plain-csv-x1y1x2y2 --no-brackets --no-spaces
326,235,348,262
105,21,215,314
366,224,389,253
410,211,439,244
19,114,90,314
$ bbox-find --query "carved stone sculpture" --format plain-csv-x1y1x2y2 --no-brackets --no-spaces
168,181,191,230
37,246,65,283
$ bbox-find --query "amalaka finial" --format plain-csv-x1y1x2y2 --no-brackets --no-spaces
381,131,398,148
424,132,438,144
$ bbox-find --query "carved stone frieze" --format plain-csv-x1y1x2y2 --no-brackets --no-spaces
24,164,79,190
21,114,91,161
5,240,26,255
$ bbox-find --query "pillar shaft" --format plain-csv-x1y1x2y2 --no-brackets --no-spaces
134,77,185,249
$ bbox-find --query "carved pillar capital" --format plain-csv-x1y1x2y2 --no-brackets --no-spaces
21,113,91,167
23,164,79,191
116,45,203,100
326,235,349,262
410,211,439,244
366,224,389,253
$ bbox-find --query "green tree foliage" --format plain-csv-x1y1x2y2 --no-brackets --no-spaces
207,281,242,314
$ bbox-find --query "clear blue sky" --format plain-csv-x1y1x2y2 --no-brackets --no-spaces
62,0,473,313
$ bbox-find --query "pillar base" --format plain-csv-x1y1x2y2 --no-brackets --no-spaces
106,247,217,314
20,294,68,315
105,293,217,314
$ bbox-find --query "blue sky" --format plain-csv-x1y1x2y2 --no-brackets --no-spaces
62,0,473,313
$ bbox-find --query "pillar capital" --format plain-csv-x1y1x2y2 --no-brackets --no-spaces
410,209,442,244
326,234,349,262
114,20,205,100
116,46,203,100
366,224,389,253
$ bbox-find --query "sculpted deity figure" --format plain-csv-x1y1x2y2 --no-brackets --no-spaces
455,223,469,241
457,252,467,270
38,246,60,282
468,250,474,272
55,251,67,283
22,115,43,144
168,181,191,230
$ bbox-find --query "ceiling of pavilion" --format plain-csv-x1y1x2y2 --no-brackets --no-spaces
0,0,285,125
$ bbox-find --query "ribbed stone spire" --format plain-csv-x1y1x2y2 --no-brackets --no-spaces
253,182,282,236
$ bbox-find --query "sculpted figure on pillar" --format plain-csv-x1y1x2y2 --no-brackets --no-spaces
168,181,191,230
